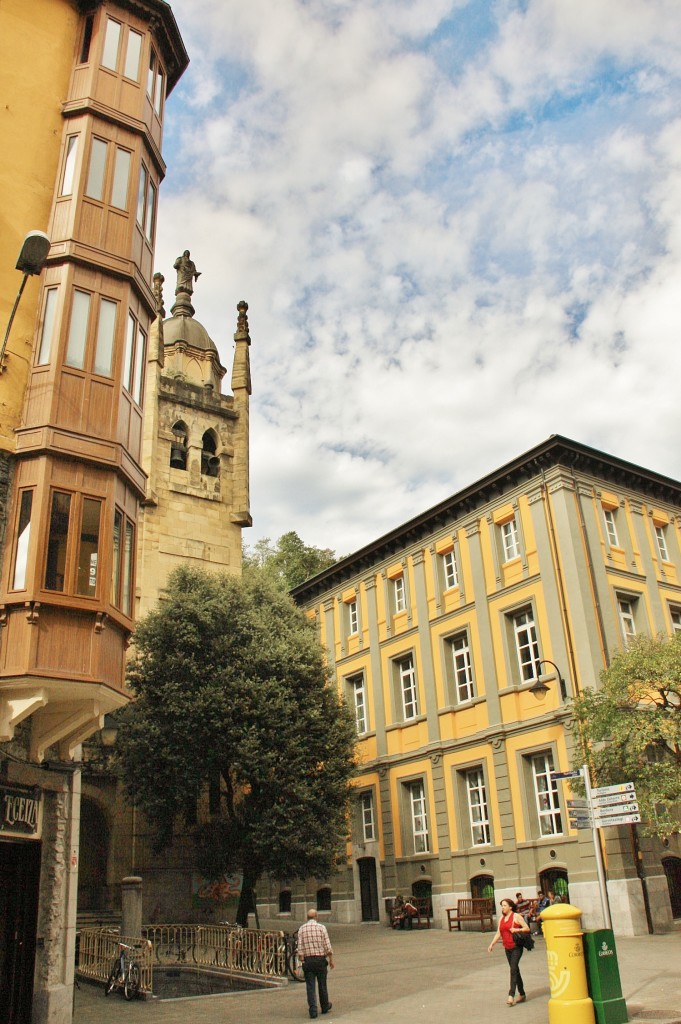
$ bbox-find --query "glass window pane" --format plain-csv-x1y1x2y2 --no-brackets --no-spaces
111,148,131,210
65,290,91,369
133,327,146,403
136,164,147,226
12,491,33,590
122,520,134,615
79,15,94,64
45,491,72,591
76,498,101,596
144,179,156,240
102,18,121,71
147,49,156,97
37,288,58,365
154,67,164,115
94,298,117,376
124,29,142,80
60,136,78,196
85,138,108,200
111,510,122,606
123,314,135,391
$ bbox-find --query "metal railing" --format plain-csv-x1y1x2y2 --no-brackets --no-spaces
77,923,288,995
77,930,153,994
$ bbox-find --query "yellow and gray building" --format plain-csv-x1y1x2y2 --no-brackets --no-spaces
275,436,681,935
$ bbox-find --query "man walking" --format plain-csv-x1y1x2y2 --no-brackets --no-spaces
296,908,334,1018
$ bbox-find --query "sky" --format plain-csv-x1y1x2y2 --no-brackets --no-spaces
155,0,681,558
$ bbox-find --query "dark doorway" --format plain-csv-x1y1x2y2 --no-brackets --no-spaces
662,857,681,918
471,874,495,901
0,839,41,1024
358,857,379,921
411,879,433,919
539,868,569,903
78,798,109,912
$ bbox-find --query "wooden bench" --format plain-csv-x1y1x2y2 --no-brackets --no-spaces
446,897,494,932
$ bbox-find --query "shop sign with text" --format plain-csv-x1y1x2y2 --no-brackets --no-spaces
0,782,42,838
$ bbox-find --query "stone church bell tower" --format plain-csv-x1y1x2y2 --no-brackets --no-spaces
136,253,252,619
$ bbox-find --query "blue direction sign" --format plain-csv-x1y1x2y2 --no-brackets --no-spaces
551,769,583,780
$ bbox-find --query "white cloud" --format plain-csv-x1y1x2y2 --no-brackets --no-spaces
157,0,681,555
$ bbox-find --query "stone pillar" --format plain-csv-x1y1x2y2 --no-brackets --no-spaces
121,876,143,938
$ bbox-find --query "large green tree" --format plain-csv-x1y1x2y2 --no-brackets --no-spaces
116,566,356,923
571,632,681,837
243,531,337,589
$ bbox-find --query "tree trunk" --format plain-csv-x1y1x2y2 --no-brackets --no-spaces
236,863,260,927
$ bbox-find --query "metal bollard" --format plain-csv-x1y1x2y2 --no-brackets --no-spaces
540,904,596,1024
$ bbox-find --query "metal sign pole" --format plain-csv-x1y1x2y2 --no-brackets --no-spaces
582,763,612,930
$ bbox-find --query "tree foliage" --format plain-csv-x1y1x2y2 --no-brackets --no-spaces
116,566,356,922
243,531,337,589
571,632,681,837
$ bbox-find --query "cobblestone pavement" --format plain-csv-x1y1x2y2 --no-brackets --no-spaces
74,921,681,1024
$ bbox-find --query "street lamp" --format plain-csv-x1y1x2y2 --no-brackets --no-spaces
529,660,568,702
100,714,119,749
0,230,51,371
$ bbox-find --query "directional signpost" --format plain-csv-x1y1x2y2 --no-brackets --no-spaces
592,782,639,828
549,765,638,930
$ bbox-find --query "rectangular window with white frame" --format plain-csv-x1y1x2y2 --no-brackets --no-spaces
512,607,541,682
501,517,520,562
360,792,375,842
617,596,637,645
346,598,359,637
530,752,563,837
446,631,475,703
441,549,458,590
603,507,619,547
408,779,430,854
465,767,491,846
655,525,670,562
393,574,406,613
395,654,419,720
347,673,368,735
671,606,681,635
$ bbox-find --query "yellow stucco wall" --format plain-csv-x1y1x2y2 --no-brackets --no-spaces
0,0,79,451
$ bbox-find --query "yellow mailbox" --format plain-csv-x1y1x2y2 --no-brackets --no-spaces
540,904,596,1024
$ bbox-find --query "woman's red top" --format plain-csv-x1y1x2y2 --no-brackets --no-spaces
499,912,518,950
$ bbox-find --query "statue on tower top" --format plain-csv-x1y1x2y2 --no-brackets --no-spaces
173,250,201,296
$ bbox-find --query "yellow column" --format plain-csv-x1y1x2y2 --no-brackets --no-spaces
541,904,595,1024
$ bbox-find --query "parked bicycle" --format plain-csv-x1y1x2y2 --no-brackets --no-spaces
105,940,148,1000
285,929,304,982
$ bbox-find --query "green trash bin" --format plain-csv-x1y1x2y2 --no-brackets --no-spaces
582,929,628,1024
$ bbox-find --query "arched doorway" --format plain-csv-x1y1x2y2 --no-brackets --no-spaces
78,799,110,912
539,868,569,903
471,874,495,901
662,857,681,918
411,878,433,920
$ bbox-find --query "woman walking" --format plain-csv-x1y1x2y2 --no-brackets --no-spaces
487,898,531,1006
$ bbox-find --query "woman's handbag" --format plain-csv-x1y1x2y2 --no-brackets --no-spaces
512,930,535,951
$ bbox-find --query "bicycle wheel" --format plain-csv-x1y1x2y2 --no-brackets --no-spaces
104,964,120,996
286,945,304,982
124,962,140,1000
156,942,175,964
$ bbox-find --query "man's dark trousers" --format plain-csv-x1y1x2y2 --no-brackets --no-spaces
302,956,330,1018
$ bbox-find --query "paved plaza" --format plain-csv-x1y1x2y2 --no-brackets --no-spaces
74,920,681,1024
